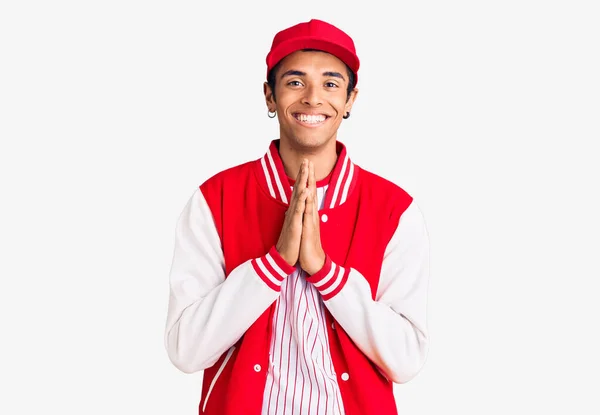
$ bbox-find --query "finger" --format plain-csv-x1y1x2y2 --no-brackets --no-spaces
304,187,314,218
308,161,318,211
297,159,309,191
290,161,304,200
313,185,320,226
292,160,309,204
294,188,309,216
296,159,307,180
303,197,314,235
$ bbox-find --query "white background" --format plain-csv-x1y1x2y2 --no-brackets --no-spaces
1,0,599,414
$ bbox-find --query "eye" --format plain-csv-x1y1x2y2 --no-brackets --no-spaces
287,80,303,87
325,82,339,88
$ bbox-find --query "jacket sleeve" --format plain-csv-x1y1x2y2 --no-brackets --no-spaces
164,188,295,374
306,200,430,383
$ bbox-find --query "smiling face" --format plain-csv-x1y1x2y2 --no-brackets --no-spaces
264,50,358,151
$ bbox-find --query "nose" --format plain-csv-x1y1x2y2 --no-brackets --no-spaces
301,84,322,107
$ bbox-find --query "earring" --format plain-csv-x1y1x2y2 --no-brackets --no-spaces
268,109,276,118
343,112,350,119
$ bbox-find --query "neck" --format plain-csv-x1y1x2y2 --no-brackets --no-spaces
278,137,338,181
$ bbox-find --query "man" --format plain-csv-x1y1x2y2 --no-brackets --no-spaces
164,19,430,415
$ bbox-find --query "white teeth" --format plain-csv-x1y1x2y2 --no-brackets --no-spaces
296,114,326,124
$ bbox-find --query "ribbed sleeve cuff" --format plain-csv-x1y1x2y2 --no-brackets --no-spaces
251,246,296,292
305,255,350,301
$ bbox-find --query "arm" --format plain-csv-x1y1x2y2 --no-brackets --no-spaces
164,188,295,374
306,200,430,383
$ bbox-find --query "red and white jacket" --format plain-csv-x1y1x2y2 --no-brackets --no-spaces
164,139,430,414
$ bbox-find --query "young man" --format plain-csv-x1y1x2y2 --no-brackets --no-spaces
164,19,430,415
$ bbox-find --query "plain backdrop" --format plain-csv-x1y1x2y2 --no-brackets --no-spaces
1,0,599,414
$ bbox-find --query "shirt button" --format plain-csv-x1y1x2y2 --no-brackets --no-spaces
254,364,261,372
341,373,349,381
321,213,328,223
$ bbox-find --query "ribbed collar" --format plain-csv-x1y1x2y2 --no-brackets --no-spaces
255,139,359,209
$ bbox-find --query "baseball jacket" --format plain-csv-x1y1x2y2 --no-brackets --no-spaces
164,139,430,414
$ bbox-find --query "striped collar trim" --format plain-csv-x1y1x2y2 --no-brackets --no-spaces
255,139,359,208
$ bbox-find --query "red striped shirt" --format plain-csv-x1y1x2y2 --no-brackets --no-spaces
262,185,344,415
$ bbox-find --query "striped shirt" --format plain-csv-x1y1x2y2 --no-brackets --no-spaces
261,185,345,415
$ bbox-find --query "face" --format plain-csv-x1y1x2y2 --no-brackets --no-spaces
264,50,358,150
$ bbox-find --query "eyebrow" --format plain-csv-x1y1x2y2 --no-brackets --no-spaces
280,70,346,81
323,71,345,81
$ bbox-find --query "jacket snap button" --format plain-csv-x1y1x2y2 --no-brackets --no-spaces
254,364,261,372
341,372,349,381
321,214,328,223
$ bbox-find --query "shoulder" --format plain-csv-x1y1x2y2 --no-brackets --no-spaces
192,159,257,237
355,165,414,213
199,159,256,196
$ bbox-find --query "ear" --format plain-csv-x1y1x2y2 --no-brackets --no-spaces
345,87,359,114
264,82,276,111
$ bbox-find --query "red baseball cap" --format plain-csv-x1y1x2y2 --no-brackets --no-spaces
266,19,360,87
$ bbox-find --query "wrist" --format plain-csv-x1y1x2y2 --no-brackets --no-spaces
269,246,297,275
305,255,350,301
305,250,326,275
275,243,295,267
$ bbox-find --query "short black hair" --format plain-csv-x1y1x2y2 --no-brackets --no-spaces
267,49,356,102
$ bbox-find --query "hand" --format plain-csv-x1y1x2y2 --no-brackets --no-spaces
299,161,326,275
276,159,309,266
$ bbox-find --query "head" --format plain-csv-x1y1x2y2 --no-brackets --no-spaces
263,20,360,150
